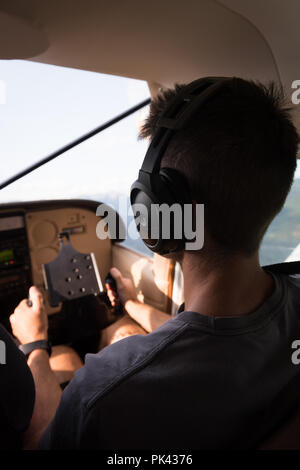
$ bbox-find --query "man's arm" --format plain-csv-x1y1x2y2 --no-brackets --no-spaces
24,349,61,449
10,286,62,449
124,299,171,333
107,267,171,333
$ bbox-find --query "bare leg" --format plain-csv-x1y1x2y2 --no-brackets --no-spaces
99,314,147,349
49,345,83,384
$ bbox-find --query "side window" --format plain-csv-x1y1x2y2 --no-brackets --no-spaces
260,160,300,265
0,60,152,256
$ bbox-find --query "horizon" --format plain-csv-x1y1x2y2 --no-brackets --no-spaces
0,59,299,206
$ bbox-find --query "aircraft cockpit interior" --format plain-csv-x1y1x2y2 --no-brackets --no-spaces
0,0,300,454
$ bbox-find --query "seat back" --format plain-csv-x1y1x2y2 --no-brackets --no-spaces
260,408,300,449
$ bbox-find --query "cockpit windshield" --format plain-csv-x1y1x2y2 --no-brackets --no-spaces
0,60,150,202
0,60,151,255
0,60,299,264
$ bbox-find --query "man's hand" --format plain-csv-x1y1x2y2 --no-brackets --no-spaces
105,267,170,334
10,286,48,345
106,267,137,307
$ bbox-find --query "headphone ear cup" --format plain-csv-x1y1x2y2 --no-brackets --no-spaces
130,169,191,255
159,168,191,205
151,168,191,254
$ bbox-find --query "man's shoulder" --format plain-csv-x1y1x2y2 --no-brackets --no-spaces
68,316,187,409
280,272,300,299
286,273,300,287
284,273,300,303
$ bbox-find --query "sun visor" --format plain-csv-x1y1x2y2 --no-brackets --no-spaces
0,11,48,59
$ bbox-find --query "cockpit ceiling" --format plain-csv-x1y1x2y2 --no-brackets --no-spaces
0,0,299,126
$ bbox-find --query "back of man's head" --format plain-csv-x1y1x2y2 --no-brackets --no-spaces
140,77,299,257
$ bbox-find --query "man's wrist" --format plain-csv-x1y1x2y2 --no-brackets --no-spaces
19,339,52,360
20,333,48,344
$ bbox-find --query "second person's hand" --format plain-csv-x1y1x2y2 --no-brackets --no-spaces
106,267,138,307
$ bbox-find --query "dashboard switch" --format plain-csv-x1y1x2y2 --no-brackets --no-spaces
67,214,79,224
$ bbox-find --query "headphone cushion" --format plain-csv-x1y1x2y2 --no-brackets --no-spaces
158,168,191,205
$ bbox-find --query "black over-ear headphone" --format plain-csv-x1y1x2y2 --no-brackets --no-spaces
130,76,230,255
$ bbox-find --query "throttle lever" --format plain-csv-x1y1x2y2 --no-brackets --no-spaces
104,272,123,315
104,272,117,291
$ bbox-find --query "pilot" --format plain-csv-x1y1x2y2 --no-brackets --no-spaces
8,286,83,449
0,285,83,450
10,77,300,449
7,273,167,449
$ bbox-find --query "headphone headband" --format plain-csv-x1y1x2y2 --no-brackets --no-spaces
140,77,230,174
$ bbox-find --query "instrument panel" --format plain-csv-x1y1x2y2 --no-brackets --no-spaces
0,200,112,328
0,214,31,292
0,214,32,328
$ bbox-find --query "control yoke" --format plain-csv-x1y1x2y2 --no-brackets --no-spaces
42,232,104,307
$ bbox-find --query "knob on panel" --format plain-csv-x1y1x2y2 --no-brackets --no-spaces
32,221,57,246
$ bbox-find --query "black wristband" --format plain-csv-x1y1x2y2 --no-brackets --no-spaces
19,340,52,358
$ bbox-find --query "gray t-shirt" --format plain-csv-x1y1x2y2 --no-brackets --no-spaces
39,272,300,449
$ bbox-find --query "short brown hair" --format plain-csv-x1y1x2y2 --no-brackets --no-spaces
140,78,299,256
